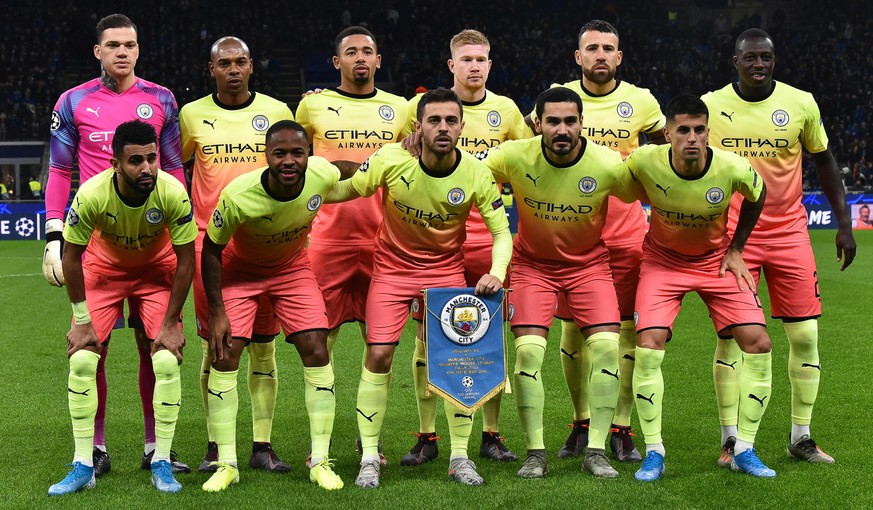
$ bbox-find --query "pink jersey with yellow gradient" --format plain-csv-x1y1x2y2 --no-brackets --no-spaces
47,77,184,220
702,82,828,244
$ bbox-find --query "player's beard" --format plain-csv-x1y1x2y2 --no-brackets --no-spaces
543,135,578,156
582,65,616,85
122,172,156,195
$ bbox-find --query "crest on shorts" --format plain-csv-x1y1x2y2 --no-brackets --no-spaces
212,209,224,228
145,208,164,224
487,110,502,127
508,303,515,320
67,208,80,227
136,104,154,120
578,176,597,194
411,298,421,314
252,115,269,131
771,109,789,127
379,105,395,121
617,102,634,118
706,187,725,204
447,187,466,205
51,111,61,130
308,194,323,211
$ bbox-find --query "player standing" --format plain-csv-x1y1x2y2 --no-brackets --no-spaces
200,120,343,492
483,87,636,479
626,94,775,481
702,28,856,465
400,29,532,465
48,120,195,495
179,36,295,473
42,13,188,475
327,89,511,488
528,20,665,462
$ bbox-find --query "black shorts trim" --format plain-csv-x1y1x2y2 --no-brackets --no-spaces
637,326,672,342
775,315,821,323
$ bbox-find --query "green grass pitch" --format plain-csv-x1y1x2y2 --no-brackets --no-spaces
1,230,871,509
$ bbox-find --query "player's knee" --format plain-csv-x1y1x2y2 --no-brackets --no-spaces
151,349,180,379
734,326,771,354
637,329,668,350
514,343,545,371
365,345,395,373
69,350,99,377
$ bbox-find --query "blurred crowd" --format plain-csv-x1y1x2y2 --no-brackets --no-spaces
2,0,871,191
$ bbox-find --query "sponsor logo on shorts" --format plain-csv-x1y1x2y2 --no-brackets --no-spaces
579,176,597,194
447,187,465,205
145,208,164,224
252,115,269,131
136,104,154,120
705,187,725,204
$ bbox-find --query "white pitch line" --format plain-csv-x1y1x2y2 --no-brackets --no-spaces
0,272,41,278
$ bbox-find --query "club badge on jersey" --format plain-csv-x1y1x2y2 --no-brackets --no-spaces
424,288,507,413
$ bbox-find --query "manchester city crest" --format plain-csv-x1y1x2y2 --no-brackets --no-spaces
137,103,154,120
145,208,164,224
578,176,597,194
617,102,634,118
771,109,789,127
411,298,420,314
212,209,224,228
706,187,725,204
252,115,269,131
440,294,492,345
447,187,465,205
487,110,501,127
308,194,323,211
379,105,395,121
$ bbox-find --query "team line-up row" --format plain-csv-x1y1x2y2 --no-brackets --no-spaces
43,14,857,495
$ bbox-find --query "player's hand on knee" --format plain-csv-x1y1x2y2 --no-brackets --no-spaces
66,323,99,356
154,326,185,364
208,313,232,362
475,274,503,295
42,219,66,287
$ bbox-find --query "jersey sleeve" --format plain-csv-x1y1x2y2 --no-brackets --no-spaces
167,187,198,245
481,144,511,183
800,95,829,154
349,149,387,198
178,105,196,163
506,104,534,140
736,163,765,204
62,192,96,246
623,148,650,203
206,191,243,246
401,96,420,137
640,92,666,133
157,90,184,175
49,95,79,171
294,98,315,141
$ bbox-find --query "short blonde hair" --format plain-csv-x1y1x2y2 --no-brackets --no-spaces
450,29,490,57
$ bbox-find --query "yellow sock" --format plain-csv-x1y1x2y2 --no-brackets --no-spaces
560,320,590,421
69,350,100,465
208,368,239,465
304,364,336,463
152,350,181,462
357,367,391,459
200,338,214,442
482,391,503,433
713,338,742,427
247,341,278,443
612,320,637,427
513,335,547,450
785,319,819,426
445,400,474,458
586,331,620,450
633,347,665,446
738,352,772,444
412,337,438,433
